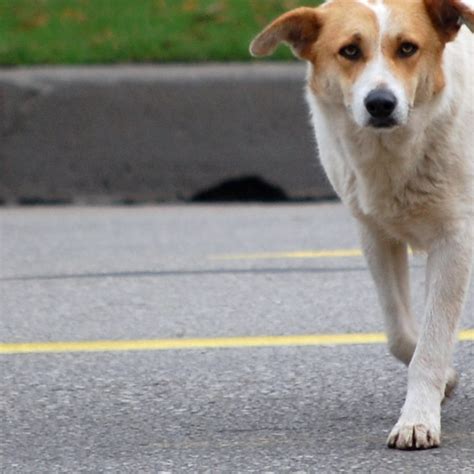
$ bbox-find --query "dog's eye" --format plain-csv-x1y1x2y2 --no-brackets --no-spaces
398,42,418,58
339,44,362,60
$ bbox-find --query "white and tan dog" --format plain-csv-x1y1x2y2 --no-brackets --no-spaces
251,0,473,450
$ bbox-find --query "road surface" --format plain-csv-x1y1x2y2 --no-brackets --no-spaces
1,204,473,472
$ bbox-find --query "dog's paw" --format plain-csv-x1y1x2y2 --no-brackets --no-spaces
443,367,459,401
387,422,440,450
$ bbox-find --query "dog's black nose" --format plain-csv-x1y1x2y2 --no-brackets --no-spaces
365,89,397,119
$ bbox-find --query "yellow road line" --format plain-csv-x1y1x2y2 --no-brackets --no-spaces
209,248,418,260
1,330,473,355
459,329,474,341
209,249,364,260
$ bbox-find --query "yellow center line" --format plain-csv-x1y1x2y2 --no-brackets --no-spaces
209,249,364,260
209,248,419,261
1,329,473,355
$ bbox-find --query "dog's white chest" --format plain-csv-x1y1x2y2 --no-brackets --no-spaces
308,100,471,249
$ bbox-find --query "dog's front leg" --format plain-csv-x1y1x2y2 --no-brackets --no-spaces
388,228,473,450
358,220,418,365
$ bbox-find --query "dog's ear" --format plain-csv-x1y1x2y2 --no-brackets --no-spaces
424,0,474,41
250,7,322,60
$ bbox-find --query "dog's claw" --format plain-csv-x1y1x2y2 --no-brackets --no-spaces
387,423,440,450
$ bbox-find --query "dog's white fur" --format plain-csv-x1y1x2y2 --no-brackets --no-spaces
251,0,473,450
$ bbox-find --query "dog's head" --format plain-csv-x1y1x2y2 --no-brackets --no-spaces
250,0,474,130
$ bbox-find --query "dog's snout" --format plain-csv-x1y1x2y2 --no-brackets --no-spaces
364,89,397,119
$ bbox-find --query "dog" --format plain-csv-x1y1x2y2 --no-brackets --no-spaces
250,0,473,450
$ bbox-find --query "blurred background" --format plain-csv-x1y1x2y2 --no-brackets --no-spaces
1,0,310,64
0,0,334,205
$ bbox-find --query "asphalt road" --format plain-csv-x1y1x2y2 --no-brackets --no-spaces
1,203,473,473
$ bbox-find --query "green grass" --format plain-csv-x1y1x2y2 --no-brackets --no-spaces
0,0,322,65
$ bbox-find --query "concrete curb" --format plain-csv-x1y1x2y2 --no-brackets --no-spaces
0,64,335,204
